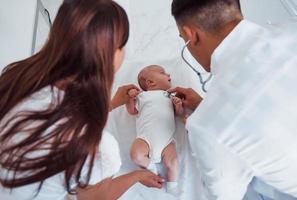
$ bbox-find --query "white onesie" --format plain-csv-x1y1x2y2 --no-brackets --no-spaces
136,90,175,163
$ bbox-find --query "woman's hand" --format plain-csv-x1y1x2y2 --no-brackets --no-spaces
77,170,164,200
167,87,203,111
110,84,140,111
128,88,139,99
133,170,164,189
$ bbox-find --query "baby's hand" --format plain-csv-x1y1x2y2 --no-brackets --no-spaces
172,96,182,106
128,89,140,98
126,89,139,115
172,96,184,116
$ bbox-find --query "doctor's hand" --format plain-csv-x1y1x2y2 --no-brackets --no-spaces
110,84,140,111
134,170,164,189
167,87,202,111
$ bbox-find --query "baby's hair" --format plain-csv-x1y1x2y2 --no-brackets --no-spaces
138,73,147,91
137,65,161,91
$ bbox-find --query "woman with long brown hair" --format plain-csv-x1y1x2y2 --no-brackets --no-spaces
0,0,163,199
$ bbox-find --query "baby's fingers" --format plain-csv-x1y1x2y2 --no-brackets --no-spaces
153,176,164,188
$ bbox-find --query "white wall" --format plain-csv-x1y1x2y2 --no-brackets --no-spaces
1,0,296,73
0,0,37,71
240,0,296,25
0,0,62,72
34,0,62,53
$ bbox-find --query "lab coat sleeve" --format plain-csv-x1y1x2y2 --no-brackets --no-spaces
188,127,254,200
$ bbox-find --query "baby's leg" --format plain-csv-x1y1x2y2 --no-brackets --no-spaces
162,142,179,182
130,138,150,168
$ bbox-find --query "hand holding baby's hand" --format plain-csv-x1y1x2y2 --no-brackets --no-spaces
172,96,182,106
134,170,164,189
110,84,140,111
128,88,140,98
172,96,184,116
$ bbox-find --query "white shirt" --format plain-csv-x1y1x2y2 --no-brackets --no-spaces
186,20,297,200
0,86,121,200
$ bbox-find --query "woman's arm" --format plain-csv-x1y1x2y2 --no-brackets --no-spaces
77,170,164,200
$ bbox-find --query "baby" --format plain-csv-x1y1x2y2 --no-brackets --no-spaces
126,65,183,195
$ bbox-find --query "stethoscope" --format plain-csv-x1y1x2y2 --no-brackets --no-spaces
181,40,213,93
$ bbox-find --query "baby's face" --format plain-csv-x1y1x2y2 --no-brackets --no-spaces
148,66,172,90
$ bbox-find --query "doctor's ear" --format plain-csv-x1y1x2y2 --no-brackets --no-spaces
181,25,200,45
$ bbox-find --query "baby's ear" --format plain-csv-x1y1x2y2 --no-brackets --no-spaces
146,79,155,88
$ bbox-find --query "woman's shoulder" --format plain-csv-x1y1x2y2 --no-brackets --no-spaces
0,86,60,130
9,86,62,114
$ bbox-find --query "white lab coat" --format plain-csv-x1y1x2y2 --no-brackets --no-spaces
186,20,297,200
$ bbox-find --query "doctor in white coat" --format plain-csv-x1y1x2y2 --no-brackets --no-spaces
169,0,297,199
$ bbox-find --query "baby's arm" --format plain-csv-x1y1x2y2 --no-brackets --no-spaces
172,96,184,116
125,89,139,115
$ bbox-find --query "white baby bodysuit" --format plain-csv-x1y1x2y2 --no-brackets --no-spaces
136,90,175,163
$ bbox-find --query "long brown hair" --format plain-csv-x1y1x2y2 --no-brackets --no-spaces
0,0,129,194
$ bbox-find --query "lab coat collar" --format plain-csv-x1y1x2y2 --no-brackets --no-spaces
210,19,263,75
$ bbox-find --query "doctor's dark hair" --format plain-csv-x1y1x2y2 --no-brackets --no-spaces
171,0,242,33
0,0,129,194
